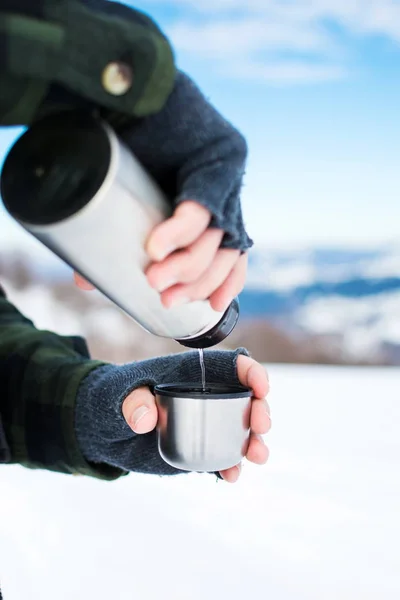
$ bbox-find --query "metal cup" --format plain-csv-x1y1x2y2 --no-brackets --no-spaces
154,384,252,472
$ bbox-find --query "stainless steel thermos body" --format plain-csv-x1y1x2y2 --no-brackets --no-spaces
155,384,252,472
0,112,239,348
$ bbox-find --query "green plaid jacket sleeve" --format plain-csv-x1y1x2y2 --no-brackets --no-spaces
0,284,123,480
0,0,176,126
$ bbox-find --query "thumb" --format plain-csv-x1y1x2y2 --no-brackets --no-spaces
122,386,158,434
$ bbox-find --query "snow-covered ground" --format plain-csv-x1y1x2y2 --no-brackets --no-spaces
1,364,400,600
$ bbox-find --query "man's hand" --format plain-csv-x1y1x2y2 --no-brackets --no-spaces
75,200,247,312
120,354,270,483
145,201,247,312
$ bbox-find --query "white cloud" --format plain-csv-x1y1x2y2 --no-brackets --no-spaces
167,18,333,57
144,0,400,30
225,60,346,83
141,0,400,83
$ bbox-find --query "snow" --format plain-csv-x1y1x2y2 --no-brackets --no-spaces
297,291,400,358
245,250,321,291
246,244,400,292
0,214,71,279
255,263,318,291
365,254,400,279
1,364,400,600
5,282,84,335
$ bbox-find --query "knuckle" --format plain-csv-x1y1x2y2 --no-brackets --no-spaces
179,256,206,283
146,267,159,287
178,200,210,221
208,228,224,244
195,279,219,299
179,261,200,282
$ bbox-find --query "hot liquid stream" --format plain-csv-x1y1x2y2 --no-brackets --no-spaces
198,348,206,392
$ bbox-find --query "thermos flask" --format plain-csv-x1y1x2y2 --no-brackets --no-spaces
0,111,239,348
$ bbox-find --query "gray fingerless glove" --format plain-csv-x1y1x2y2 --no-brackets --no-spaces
119,71,253,252
75,348,249,476
36,70,252,250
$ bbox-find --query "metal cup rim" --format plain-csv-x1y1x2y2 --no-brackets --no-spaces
154,383,252,399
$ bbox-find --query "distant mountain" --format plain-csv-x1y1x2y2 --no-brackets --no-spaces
241,244,400,362
246,244,400,290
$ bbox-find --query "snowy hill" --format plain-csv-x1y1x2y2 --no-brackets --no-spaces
242,244,400,362
246,244,400,290
0,219,71,280
1,364,400,600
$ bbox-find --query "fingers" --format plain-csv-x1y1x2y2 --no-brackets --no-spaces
74,199,249,312
71,195,248,310
73,272,95,291
246,433,270,465
219,463,242,483
146,200,211,262
236,354,270,399
226,355,270,480
145,200,248,308
209,253,248,312
121,386,158,434
219,434,270,483
250,398,272,435
146,228,223,292
160,248,240,309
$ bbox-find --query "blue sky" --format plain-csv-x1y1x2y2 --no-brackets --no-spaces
1,0,400,248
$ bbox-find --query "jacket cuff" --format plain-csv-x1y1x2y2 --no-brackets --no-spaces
11,359,125,481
